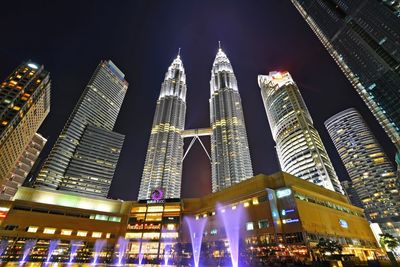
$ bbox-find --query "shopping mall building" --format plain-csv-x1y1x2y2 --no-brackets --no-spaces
0,172,384,263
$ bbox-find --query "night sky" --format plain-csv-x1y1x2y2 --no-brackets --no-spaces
0,1,396,200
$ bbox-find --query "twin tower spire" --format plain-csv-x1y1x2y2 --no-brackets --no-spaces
138,45,253,200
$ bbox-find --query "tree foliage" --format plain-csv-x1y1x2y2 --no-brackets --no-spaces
379,233,400,251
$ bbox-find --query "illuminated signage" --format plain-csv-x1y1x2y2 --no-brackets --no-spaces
281,209,295,216
276,188,292,198
151,189,164,201
282,218,299,224
339,219,348,228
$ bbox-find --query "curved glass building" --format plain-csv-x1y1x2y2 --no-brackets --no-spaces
258,71,343,194
325,108,400,236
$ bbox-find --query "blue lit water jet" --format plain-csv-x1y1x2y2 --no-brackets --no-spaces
114,237,128,265
92,239,107,265
69,240,83,263
216,203,245,267
184,216,207,267
46,239,60,263
21,239,36,262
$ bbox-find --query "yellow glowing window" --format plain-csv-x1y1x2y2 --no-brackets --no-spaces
61,229,72,236
125,232,142,239
12,106,20,111
77,231,88,237
252,197,259,205
166,224,176,231
164,205,180,212
147,206,163,212
106,233,111,238
16,86,22,90
145,213,162,221
92,232,102,238
10,80,17,85
243,202,250,208
43,228,56,234
1,121,8,126
27,226,38,233
131,206,147,213
142,232,160,240
373,157,385,164
161,232,178,239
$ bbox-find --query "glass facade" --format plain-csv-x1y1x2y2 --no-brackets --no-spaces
258,71,343,193
139,54,186,200
0,62,50,194
291,0,400,152
209,48,253,192
325,108,400,236
35,60,128,197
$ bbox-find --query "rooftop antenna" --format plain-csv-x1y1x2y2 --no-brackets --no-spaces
218,41,221,50
178,47,181,57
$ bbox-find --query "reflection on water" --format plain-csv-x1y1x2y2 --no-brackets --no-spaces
0,263,178,267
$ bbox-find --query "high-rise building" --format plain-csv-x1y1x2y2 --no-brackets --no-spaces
258,71,343,193
325,108,400,236
290,0,400,152
0,133,47,200
340,180,363,209
35,60,127,198
138,54,187,200
0,62,50,192
209,46,253,192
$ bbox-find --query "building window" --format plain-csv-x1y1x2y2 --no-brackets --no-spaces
166,224,175,231
27,226,38,233
106,233,111,239
77,231,88,237
125,232,142,239
252,197,259,205
147,206,164,212
246,222,254,231
92,232,102,238
258,220,269,229
210,229,218,235
61,229,72,236
108,216,121,222
43,228,56,234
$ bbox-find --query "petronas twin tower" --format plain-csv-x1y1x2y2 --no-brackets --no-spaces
138,46,253,200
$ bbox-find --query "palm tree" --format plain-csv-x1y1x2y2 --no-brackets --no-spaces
380,233,399,252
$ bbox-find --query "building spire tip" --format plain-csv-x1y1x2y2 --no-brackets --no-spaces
178,47,181,57
218,41,221,50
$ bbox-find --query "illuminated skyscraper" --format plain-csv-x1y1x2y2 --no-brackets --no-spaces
291,0,400,152
325,108,400,236
138,53,186,200
258,71,343,193
0,133,47,200
0,62,50,193
35,60,127,197
209,46,253,192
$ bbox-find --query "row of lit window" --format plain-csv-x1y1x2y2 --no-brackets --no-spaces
125,231,178,240
131,205,181,213
26,226,111,238
195,197,259,219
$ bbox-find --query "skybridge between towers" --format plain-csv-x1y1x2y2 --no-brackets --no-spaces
181,127,212,162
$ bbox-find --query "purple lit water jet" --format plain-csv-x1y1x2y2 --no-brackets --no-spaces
138,241,144,265
0,240,8,258
216,203,246,267
21,239,36,262
184,216,207,267
92,239,107,265
69,240,83,263
114,237,128,265
46,239,60,263
163,244,171,266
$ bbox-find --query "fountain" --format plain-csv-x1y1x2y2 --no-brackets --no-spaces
114,237,128,265
184,216,207,267
138,241,144,265
92,239,107,265
216,203,246,267
21,239,37,262
46,239,60,263
163,244,171,266
0,240,8,258
69,240,83,263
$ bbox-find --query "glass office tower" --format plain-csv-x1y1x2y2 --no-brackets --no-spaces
259,71,343,194
35,60,127,197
